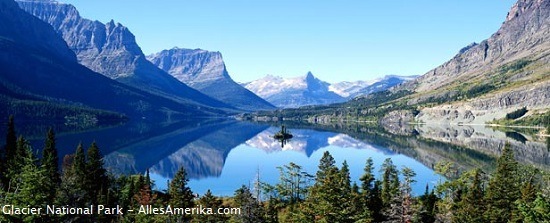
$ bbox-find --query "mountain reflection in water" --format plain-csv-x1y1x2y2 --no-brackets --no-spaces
2,118,547,196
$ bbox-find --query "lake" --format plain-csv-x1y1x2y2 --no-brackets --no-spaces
2,118,548,197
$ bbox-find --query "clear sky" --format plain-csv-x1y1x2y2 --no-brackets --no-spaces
60,0,517,83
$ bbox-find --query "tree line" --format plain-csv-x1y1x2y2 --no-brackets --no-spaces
1,116,549,222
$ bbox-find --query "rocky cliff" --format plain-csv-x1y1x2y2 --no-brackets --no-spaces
0,0,223,120
411,0,550,92
398,0,550,124
17,0,234,111
147,48,275,111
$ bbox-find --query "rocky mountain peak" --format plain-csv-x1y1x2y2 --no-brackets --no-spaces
17,0,236,111
147,47,275,111
506,0,547,22
147,48,229,85
305,71,315,79
412,0,550,92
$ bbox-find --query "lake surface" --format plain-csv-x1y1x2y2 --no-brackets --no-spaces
1,118,548,197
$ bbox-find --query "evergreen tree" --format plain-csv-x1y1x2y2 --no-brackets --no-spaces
338,161,354,222
518,193,550,222
359,158,375,195
233,185,264,223
86,142,108,205
4,139,51,223
303,152,353,222
359,158,380,221
266,162,313,205
380,158,399,206
414,185,438,223
400,167,416,223
73,143,87,179
455,168,486,223
317,151,337,182
168,167,194,222
350,182,373,223
194,189,229,223
484,143,521,223
42,128,60,202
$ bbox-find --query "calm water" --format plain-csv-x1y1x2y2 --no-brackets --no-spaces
2,118,548,197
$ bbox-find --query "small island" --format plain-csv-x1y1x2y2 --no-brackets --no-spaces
274,125,293,140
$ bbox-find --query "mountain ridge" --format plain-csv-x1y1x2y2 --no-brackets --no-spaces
243,73,416,108
243,72,346,108
0,0,226,121
16,0,237,112
249,0,550,125
146,47,275,111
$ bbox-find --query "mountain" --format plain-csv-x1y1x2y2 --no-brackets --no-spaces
254,0,550,125
243,72,346,108
0,0,223,121
406,0,550,123
16,0,235,111
329,75,417,99
146,48,275,111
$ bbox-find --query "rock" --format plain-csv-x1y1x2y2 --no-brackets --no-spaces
17,0,234,111
147,48,275,111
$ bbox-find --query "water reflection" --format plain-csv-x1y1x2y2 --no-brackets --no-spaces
2,117,548,196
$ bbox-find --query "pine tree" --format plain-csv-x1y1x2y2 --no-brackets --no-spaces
42,128,60,202
338,161,354,222
380,158,399,206
4,139,51,222
358,158,383,222
484,143,521,223
233,185,264,223
268,162,313,204
195,189,229,223
400,167,416,223
86,141,108,205
414,185,438,223
303,152,353,222
455,168,486,223
168,167,194,222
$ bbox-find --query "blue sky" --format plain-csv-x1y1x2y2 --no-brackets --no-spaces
61,0,516,83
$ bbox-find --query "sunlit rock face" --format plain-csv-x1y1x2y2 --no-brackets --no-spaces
147,48,275,111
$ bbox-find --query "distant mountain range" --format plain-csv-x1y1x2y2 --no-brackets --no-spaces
243,72,416,108
146,48,275,111
329,75,418,99
243,72,346,108
252,0,550,125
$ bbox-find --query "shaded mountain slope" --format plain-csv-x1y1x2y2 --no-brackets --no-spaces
0,0,224,121
17,0,235,111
